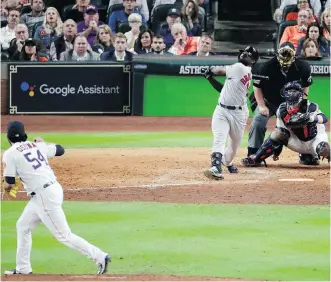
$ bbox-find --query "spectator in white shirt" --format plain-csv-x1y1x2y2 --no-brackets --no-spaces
274,0,321,23
1,8,19,50
124,13,142,49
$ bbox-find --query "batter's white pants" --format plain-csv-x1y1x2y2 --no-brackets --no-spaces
211,105,249,165
15,183,107,274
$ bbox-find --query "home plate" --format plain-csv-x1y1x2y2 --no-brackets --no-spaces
278,178,315,182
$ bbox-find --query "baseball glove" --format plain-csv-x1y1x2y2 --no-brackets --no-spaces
2,178,20,198
286,112,310,128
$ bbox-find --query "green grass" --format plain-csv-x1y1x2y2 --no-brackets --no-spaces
1,202,329,281
2,131,329,151
1,132,252,150
1,131,330,280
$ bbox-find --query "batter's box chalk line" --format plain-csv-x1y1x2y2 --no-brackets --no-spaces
12,180,261,195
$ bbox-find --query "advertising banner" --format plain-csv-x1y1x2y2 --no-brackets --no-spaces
8,63,131,115
132,56,330,76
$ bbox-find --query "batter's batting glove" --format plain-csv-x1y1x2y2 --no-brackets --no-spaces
203,66,214,79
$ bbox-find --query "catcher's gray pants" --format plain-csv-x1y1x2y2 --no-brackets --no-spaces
248,107,272,150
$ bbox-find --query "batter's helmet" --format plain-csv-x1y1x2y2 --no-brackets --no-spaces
238,46,259,67
280,81,304,105
7,121,28,143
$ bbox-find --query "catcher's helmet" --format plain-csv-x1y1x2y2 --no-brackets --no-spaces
280,81,304,106
7,121,28,143
276,42,296,73
238,46,259,67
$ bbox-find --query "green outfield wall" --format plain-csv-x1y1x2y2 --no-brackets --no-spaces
143,75,330,117
132,56,330,117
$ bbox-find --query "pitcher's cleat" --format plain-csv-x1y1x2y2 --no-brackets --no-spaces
98,255,110,274
4,269,32,275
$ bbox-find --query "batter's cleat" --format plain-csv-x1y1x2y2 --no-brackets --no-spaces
4,269,32,275
222,161,239,173
225,163,239,173
98,255,110,274
204,166,224,180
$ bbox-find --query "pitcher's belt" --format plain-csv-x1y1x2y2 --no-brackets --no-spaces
30,181,56,196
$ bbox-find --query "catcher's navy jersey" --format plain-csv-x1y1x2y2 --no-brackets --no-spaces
277,102,318,141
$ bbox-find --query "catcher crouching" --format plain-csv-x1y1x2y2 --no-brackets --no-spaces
241,81,330,167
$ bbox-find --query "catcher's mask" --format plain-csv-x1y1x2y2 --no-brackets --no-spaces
276,42,296,74
7,121,28,144
281,81,304,109
238,46,259,67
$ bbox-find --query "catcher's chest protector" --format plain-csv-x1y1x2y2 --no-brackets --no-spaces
279,103,318,142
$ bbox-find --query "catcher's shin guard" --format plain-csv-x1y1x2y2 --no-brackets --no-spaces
247,147,259,157
316,142,331,162
254,136,283,162
242,136,282,167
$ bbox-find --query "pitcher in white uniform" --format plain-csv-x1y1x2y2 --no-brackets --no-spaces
2,121,110,275
204,46,259,180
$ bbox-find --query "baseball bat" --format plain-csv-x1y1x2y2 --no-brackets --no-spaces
252,74,269,80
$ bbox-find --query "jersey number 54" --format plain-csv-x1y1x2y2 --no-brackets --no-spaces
24,150,49,170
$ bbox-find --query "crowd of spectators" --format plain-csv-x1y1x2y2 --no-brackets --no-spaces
0,0,329,62
0,0,211,62
274,0,330,59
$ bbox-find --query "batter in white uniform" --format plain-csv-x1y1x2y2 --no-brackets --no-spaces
3,121,110,275
204,46,259,180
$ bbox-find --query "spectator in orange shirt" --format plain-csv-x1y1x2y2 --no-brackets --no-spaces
168,22,199,55
280,9,309,49
320,8,330,41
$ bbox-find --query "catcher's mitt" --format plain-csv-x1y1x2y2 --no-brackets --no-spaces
286,112,310,128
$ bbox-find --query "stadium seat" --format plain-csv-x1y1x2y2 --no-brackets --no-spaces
61,4,74,21
106,3,124,24
281,4,298,22
91,0,102,5
118,22,149,33
118,22,131,33
20,5,32,15
159,21,190,34
1,20,7,28
276,20,296,49
98,6,108,22
1,51,10,61
151,3,182,33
